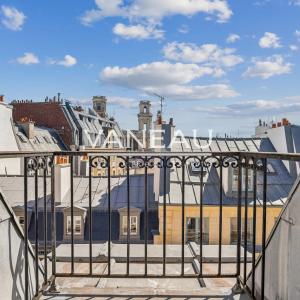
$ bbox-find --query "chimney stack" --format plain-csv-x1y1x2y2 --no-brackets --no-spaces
20,119,35,140
0,95,4,103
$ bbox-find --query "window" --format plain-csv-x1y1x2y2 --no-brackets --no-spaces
52,137,58,144
267,163,276,174
17,134,27,143
43,136,51,144
230,217,253,244
186,217,209,244
189,162,207,175
231,167,253,192
19,216,25,227
66,216,82,235
122,216,138,235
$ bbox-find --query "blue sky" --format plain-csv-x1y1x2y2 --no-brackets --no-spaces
1,0,300,136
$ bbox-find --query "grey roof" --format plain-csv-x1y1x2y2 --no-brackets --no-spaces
159,136,295,206
0,174,156,211
14,125,66,152
171,136,272,152
64,102,125,148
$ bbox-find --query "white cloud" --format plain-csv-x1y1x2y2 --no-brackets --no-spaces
290,44,299,51
163,42,243,70
178,25,189,34
243,55,292,79
100,61,238,100
70,96,138,109
259,32,282,49
81,0,233,25
196,98,300,117
295,30,300,41
289,0,300,6
108,96,139,108
1,5,26,31
226,33,240,43
113,23,164,40
16,52,39,65
49,55,77,67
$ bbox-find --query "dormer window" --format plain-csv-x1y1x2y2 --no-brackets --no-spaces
231,167,253,193
63,206,86,240
118,207,141,241
189,162,207,175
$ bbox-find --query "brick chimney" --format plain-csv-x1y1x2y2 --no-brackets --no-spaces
19,118,35,139
0,95,4,103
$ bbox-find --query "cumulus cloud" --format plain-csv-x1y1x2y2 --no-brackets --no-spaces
178,25,189,34
196,98,300,117
16,52,39,65
226,33,240,43
70,96,138,109
290,44,299,51
259,32,281,49
163,42,243,71
81,0,233,25
113,23,164,40
49,55,77,67
1,5,26,31
289,0,300,6
243,55,292,79
100,61,238,100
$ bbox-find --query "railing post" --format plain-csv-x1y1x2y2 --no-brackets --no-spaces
49,155,58,293
181,156,185,276
251,157,257,298
233,155,243,294
261,158,267,300
43,160,48,285
218,155,223,276
163,157,167,276
24,157,29,300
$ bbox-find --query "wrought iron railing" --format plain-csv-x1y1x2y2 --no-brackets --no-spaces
1,150,300,299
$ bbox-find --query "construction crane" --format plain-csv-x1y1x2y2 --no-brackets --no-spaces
152,93,165,118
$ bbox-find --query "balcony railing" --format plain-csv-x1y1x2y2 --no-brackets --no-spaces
1,150,300,299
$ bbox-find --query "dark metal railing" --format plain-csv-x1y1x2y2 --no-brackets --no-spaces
1,150,300,299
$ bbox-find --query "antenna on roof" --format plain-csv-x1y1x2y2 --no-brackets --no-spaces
152,93,165,119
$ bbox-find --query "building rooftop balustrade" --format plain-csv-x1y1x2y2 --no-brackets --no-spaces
1,150,300,300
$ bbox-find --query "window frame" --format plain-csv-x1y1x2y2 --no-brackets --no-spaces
66,215,82,235
122,215,138,236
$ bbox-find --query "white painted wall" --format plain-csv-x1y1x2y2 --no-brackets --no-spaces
0,103,21,175
248,177,300,299
0,190,43,300
55,164,71,204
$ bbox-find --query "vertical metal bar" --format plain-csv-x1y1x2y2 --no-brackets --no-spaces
236,157,242,281
218,156,223,275
51,157,56,279
181,157,185,276
107,156,111,275
243,159,249,285
163,157,167,276
251,158,257,298
261,158,267,300
24,158,29,300
199,157,204,276
70,156,74,274
88,156,93,275
43,163,48,285
144,156,148,276
34,167,39,296
126,157,130,276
